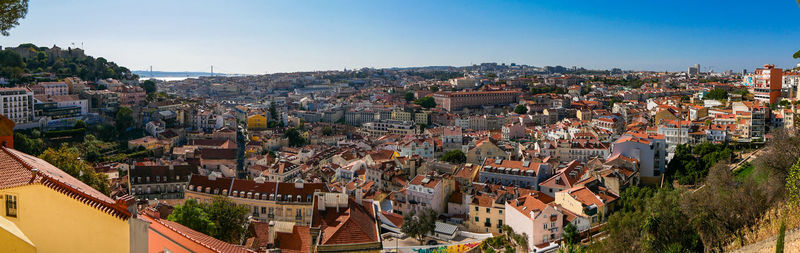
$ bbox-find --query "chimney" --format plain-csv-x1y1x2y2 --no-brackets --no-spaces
355,188,363,204
254,176,266,184
268,221,277,245
316,194,326,211
208,171,220,181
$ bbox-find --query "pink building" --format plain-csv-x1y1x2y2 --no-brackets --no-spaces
113,85,146,108
505,194,564,249
30,81,69,96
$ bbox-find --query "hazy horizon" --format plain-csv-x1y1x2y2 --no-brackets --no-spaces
4,0,800,74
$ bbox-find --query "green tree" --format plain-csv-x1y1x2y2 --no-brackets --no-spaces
167,199,216,236
13,131,42,156
776,219,786,253
563,223,579,245
794,49,800,59
414,96,436,108
514,104,528,114
401,208,437,244
704,89,728,100
140,79,157,94
115,107,133,132
441,150,466,164
0,0,28,36
73,119,88,129
39,144,110,195
429,86,439,92
404,91,415,102
205,196,250,243
285,128,306,147
322,126,333,136
787,158,800,208
268,102,279,128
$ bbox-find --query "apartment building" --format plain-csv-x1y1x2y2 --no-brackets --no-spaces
185,173,328,225
0,87,34,124
433,90,522,111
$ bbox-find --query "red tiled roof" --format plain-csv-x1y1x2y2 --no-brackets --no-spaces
0,147,131,219
312,197,379,246
143,212,254,253
275,225,312,253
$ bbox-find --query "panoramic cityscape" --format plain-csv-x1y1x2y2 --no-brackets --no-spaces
1,1,800,253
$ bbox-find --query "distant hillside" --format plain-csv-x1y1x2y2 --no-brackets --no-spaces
0,43,136,85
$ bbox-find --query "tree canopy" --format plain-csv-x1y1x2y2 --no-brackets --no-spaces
140,79,157,94
167,199,216,236
168,196,249,244
38,144,110,195
115,107,133,132
514,104,528,114
404,91,415,102
0,0,28,36
285,128,307,147
667,143,732,185
401,208,437,244
705,88,728,100
441,150,466,164
414,96,436,108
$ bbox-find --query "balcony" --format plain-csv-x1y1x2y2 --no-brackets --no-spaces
484,222,492,227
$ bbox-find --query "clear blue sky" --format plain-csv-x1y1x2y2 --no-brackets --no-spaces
3,0,799,74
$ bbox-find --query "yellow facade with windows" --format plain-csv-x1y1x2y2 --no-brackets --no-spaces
185,189,315,225
0,184,131,253
465,198,505,234
248,114,268,130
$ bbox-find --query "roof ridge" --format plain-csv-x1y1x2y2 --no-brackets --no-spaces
1,146,131,220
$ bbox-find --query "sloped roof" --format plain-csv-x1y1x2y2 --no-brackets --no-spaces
312,197,379,246
0,147,131,219
143,212,254,253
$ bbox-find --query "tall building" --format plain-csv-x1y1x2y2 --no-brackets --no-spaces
687,64,700,76
749,64,783,104
609,131,667,185
0,87,35,124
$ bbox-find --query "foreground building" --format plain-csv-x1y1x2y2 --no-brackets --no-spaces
0,143,139,252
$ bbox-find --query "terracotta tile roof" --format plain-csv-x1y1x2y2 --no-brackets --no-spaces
275,225,312,253
198,148,237,160
143,212,254,253
409,175,441,188
0,147,131,219
130,164,197,184
187,174,328,201
380,210,405,228
312,197,379,246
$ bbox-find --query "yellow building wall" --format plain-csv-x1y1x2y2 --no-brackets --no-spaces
0,216,36,253
0,184,130,253
248,115,267,130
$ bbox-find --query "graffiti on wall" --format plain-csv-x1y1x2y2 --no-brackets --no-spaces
411,241,480,253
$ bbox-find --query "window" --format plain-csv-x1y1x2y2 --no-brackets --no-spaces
544,223,547,229
261,207,266,214
5,195,17,218
486,208,490,213
474,216,479,222
499,209,502,214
